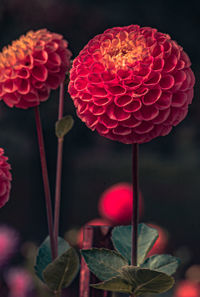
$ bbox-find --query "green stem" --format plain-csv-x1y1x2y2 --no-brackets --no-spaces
34,106,56,260
54,82,65,256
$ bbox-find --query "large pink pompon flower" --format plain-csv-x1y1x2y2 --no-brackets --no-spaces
68,25,195,143
0,149,12,208
0,29,72,109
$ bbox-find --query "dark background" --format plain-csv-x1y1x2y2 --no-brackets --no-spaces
0,0,199,273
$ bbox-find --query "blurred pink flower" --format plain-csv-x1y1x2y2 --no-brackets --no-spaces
174,280,200,297
98,183,143,224
147,223,168,256
6,268,33,297
0,148,12,208
0,226,18,267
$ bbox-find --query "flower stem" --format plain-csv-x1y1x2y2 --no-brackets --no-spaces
54,82,65,256
80,226,94,297
131,143,139,266
34,106,56,260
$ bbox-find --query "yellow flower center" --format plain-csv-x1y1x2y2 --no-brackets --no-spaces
0,30,49,69
100,31,149,70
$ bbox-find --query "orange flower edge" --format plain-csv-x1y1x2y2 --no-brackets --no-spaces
68,25,195,144
0,29,72,109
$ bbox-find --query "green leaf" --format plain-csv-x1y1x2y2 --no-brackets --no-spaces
141,254,180,275
121,266,174,296
91,276,132,294
55,115,74,138
111,223,158,265
91,266,174,296
43,247,79,291
34,236,70,281
81,248,128,281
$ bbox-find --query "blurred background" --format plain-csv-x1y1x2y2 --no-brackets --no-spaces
0,0,199,296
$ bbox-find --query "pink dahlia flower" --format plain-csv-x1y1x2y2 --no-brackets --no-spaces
0,149,12,208
68,25,195,143
0,227,18,267
0,29,72,109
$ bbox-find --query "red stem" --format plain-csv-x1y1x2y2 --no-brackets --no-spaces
131,143,139,266
79,226,94,297
34,106,56,260
54,82,65,256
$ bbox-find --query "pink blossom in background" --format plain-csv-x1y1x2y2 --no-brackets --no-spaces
98,183,143,224
147,223,168,256
0,226,18,267
173,280,200,297
0,149,12,208
6,268,33,297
